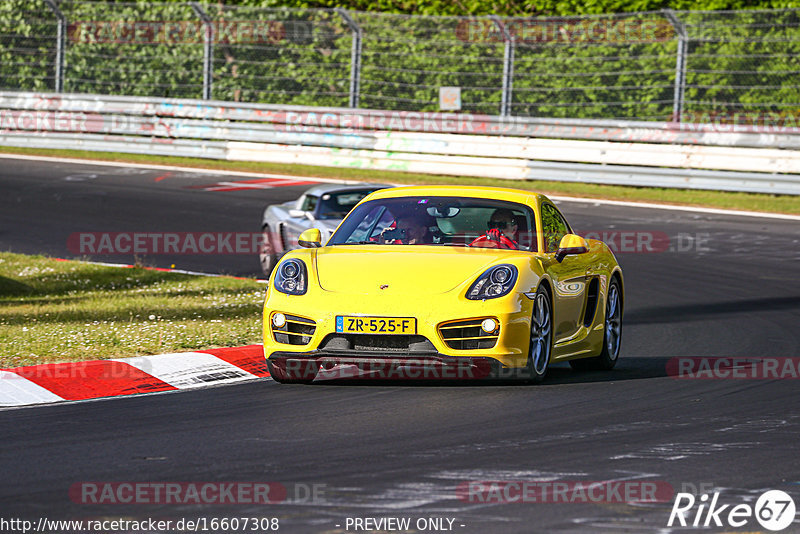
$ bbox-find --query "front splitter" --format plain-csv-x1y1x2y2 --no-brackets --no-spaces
267,351,519,382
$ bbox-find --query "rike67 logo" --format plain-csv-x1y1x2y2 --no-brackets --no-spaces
668,490,796,531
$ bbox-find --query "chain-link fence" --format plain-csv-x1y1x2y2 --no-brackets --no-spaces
2,1,800,122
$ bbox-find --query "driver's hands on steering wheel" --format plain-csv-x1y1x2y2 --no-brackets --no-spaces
468,230,518,249
486,228,504,242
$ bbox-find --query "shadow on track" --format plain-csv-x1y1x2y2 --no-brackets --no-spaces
298,357,671,388
626,295,800,325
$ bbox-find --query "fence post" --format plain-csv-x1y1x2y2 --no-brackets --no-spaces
190,2,213,100
336,8,362,109
663,9,688,123
491,16,515,117
43,0,66,93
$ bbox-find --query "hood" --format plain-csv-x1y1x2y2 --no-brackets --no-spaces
314,246,513,295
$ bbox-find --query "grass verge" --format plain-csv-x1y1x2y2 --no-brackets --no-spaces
0,252,264,368
1,146,798,215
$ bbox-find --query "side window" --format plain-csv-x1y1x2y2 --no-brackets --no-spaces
299,195,318,213
343,205,393,243
541,203,570,253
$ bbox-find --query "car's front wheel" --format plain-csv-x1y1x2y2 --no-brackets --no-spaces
259,225,278,276
526,285,552,383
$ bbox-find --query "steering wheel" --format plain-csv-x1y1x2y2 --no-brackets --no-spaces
469,233,518,249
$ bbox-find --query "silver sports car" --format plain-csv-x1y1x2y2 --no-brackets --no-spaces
259,183,389,275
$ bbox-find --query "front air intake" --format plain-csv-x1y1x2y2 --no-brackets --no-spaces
439,318,499,350
272,314,316,345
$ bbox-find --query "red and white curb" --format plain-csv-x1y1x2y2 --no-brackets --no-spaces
0,344,269,408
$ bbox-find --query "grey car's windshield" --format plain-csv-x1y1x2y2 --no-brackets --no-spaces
316,190,382,220
329,196,536,251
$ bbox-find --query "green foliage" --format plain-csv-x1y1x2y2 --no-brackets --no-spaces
1,1,799,120
0,252,264,366
218,0,800,16
0,0,58,91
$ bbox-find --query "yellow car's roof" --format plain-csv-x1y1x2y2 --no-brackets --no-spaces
365,185,548,205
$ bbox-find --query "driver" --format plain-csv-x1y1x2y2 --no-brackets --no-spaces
382,214,430,244
486,209,519,245
396,215,428,244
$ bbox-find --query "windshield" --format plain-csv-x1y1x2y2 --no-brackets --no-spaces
329,196,536,251
316,189,383,220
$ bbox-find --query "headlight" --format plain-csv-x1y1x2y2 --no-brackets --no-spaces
274,259,308,295
466,264,518,300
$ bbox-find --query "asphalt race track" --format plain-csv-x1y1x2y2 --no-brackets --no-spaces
1,156,799,533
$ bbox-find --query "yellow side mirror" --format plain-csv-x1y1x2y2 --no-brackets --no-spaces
555,234,589,262
298,228,322,248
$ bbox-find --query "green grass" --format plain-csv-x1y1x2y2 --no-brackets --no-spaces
0,252,264,369
2,146,799,215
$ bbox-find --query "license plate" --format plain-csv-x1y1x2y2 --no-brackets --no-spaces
336,316,416,335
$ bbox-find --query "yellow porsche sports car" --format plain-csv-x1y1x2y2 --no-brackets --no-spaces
262,185,623,383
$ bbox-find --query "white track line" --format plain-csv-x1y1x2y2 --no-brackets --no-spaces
1,152,798,221
548,195,800,221
0,153,354,184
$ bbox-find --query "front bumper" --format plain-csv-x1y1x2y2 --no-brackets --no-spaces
264,295,533,370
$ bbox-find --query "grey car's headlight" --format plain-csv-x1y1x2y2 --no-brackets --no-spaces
274,259,308,295
466,264,518,300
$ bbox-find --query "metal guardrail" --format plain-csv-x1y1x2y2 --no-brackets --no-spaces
3,92,800,149
1,92,799,195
